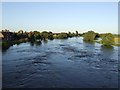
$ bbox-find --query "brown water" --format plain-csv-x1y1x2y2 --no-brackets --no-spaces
2,37,119,88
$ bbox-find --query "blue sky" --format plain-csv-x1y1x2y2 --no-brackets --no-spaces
2,2,118,33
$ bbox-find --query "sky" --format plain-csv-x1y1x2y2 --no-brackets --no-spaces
1,2,118,34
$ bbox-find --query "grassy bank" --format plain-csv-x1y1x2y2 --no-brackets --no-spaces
113,37,120,46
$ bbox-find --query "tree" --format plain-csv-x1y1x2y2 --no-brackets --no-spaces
40,31,49,40
100,33,114,46
67,32,73,38
83,31,97,42
18,30,23,34
48,32,54,40
75,31,79,36
28,32,35,41
58,33,68,39
35,33,41,39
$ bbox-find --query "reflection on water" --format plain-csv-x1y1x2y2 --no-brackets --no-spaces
101,45,114,50
43,39,48,44
2,37,119,88
100,45,114,58
30,41,42,46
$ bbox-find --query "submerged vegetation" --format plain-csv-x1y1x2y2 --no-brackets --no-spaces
83,31,119,47
0,29,120,50
100,33,115,46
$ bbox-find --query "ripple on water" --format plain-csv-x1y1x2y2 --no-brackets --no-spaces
2,37,118,88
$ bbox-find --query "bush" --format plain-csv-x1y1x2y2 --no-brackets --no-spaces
83,31,97,42
58,33,68,39
100,33,114,46
40,31,49,40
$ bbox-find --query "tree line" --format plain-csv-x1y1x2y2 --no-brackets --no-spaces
1,29,119,50
1,30,81,50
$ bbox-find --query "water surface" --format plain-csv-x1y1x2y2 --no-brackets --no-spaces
2,37,119,88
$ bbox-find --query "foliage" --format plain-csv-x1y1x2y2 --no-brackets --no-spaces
83,31,97,42
100,33,114,46
48,32,54,40
40,31,49,40
2,42,11,49
67,32,72,38
75,31,79,36
53,34,59,39
28,33,35,41
2,29,120,50
34,33,41,39
67,32,76,38
58,33,68,39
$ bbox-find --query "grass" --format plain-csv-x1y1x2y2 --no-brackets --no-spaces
95,37,120,46
113,37,120,46
114,37,120,43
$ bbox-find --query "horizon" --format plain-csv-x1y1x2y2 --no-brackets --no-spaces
1,2,118,34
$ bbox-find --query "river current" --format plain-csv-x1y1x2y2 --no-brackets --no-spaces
2,37,119,88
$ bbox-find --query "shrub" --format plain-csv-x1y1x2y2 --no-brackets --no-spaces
58,33,68,39
83,31,97,42
100,33,114,46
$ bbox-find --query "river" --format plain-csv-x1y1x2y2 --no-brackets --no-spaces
2,37,119,88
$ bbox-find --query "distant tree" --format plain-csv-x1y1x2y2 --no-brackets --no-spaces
94,33,100,39
35,33,41,40
67,32,73,38
13,33,19,40
58,33,68,39
100,33,114,46
28,32,35,41
48,32,54,40
75,31,79,36
53,34,59,39
18,30,23,34
41,31,49,40
33,31,39,34
83,31,97,42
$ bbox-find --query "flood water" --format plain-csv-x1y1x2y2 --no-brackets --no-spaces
2,37,119,88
